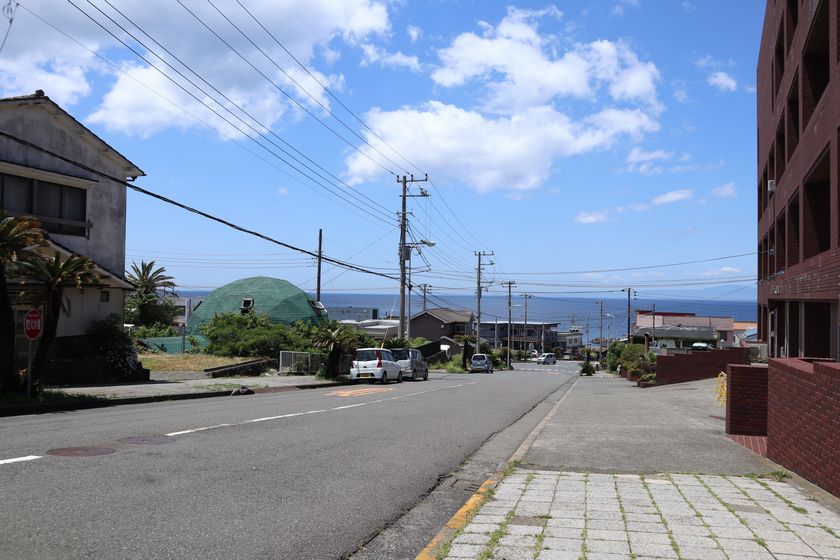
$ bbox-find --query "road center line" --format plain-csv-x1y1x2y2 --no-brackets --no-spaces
0,455,42,465
164,381,479,438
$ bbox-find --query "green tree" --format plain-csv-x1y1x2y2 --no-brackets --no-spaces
126,260,176,295
312,322,357,377
18,251,97,391
124,260,178,327
0,214,45,393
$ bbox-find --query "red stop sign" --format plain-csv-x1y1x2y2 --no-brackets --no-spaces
24,309,42,341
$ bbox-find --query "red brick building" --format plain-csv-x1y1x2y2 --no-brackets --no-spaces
757,0,839,358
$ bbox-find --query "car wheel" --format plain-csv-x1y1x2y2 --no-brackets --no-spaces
381,372,388,384
423,369,428,381
397,371,403,383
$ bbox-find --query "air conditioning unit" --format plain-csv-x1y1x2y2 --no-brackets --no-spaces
768,179,776,193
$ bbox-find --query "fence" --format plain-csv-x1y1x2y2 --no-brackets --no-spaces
278,351,353,375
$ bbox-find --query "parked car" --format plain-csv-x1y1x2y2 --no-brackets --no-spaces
691,342,712,351
391,348,429,381
469,353,494,373
536,352,556,364
349,348,403,383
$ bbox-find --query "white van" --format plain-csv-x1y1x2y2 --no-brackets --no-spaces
536,353,556,364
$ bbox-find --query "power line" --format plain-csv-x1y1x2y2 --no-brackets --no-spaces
0,130,399,282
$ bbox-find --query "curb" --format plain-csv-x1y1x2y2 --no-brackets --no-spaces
0,380,351,417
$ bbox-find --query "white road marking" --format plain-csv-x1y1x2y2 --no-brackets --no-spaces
0,455,42,465
164,381,479,438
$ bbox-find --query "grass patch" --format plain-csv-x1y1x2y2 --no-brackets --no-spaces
754,537,768,549
0,389,108,406
537,513,552,519
502,459,521,478
477,511,514,560
534,530,545,558
526,472,535,484
752,477,809,515
138,353,252,372
762,470,791,482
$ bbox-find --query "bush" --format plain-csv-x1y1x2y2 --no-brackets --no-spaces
131,323,178,338
618,344,647,372
605,342,624,372
86,314,140,378
639,372,656,384
580,361,595,376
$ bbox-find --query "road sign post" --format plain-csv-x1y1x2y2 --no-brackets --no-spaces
23,309,43,398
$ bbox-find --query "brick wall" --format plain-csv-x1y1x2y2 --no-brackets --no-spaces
655,348,751,386
768,358,840,497
726,364,768,436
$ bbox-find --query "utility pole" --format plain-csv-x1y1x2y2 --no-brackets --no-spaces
522,294,532,353
599,301,604,360
316,228,323,302
397,174,429,338
502,281,516,367
623,287,633,341
475,250,494,348
652,302,656,345
418,284,431,311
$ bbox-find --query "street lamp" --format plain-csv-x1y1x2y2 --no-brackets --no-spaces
405,240,435,339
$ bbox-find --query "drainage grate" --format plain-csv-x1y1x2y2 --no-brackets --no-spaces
117,435,174,445
47,447,116,457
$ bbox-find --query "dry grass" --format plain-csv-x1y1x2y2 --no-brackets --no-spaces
138,353,252,372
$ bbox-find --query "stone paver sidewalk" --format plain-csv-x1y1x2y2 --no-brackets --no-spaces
445,470,840,560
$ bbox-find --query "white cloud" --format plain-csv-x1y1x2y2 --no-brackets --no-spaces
672,80,688,103
360,44,421,71
575,211,609,224
277,187,289,196
2,0,391,136
707,71,738,92
704,266,741,276
344,102,659,191
430,7,660,114
652,189,693,205
407,25,422,43
695,55,735,69
712,182,736,198
612,0,640,16
623,146,673,175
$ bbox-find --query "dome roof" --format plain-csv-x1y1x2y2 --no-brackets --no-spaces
186,276,326,334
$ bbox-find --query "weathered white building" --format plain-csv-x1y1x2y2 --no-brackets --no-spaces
0,90,143,348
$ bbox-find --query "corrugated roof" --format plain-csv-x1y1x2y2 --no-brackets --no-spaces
186,276,327,334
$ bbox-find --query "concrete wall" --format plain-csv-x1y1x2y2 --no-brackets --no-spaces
0,99,132,275
655,347,750,386
57,288,125,337
725,364,768,436
768,358,840,497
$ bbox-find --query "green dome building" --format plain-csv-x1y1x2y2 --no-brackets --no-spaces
186,276,327,334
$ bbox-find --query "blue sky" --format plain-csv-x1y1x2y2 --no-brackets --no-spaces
0,0,764,304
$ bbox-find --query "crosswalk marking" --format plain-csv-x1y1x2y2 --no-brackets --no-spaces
327,387,396,397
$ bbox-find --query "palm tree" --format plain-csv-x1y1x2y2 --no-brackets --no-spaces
126,260,176,296
312,322,357,377
19,251,96,391
0,214,45,393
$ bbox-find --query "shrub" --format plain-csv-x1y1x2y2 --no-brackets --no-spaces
606,342,624,372
131,323,178,338
639,372,656,384
86,314,140,378
618,344,647,372
580,361,595,376
444,357,466,373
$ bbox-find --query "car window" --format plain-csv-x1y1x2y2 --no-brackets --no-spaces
414,351,424,361
472,354,486,361
391,349,409,360
355,349,377,361
381,350,395,361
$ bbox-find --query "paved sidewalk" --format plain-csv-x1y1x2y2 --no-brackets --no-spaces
445,470,840,560
437,376,840,560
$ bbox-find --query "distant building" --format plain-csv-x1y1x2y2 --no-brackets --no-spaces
409,308,474,341
340,319,398,340
635,310,735,344
327,306,379,322
757,0,838,358
0,91,143,362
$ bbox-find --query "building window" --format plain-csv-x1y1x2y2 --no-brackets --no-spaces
0,173,87,236
775,215,786,273
801,0,828,128
802,148,830,260
775,117,786,178
773,21,785,101
786,73,800,159
100,290,110,303
787,191,800,266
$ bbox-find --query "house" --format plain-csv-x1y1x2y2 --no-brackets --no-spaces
478,320,561,352
0,91,143,363
635,310,736,344
340,319,399,341
409,308,474,341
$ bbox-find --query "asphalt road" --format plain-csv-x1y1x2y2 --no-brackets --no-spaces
0,362,579,560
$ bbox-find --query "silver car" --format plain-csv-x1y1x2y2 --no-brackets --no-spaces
469,353,494,373
391,348,429,381
349,348,403,383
